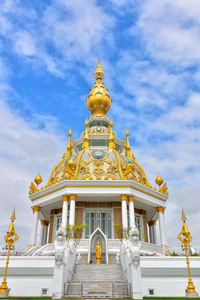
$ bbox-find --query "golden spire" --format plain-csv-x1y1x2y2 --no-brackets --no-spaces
86,59,112,115
177,210,197,296
182,208,186,222
11,209,16,221
125,127,131,158
83,117,89,150
155,174,163,186
67,127,73,158
0,210,19,295
94,58,104,79
109,117,115,150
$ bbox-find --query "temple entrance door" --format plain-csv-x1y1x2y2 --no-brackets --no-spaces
88,227,109,264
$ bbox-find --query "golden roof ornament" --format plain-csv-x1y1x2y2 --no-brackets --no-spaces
34,173,42,186
155,174,163,186
177,209,198,296
86,59,112,115
83,117,89,150
67,127,73,158
109,117,115,150
125,127,131,158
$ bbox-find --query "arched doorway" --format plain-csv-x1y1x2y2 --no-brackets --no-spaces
88,227,109,264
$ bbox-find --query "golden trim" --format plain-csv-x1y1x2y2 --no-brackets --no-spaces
62,194,69,202
74,149,85,177
148,220,156,226
120,194,127,201
33,206,40,213
31,184,167,202
128,195,134,202
41,220,49,226
157,206,164,214
70,194,76,201
113,149,124,179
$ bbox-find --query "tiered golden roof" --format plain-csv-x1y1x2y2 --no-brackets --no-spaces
29,59,168,197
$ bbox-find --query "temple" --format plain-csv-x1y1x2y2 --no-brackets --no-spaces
1,59,200,299
28,59,168,260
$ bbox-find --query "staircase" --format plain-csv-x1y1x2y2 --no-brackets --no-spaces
64,264,130,298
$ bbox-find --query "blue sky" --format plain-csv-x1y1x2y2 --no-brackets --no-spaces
0,0,200,251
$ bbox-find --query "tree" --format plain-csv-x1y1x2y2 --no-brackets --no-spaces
114,223,132,240
65,224,88,247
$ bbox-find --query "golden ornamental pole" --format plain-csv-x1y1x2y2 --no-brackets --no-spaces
0,209,19,297
177,209,198,297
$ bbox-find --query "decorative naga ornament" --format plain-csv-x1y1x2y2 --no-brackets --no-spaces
0,209,19,296
96,240,101,264
177,209,198,297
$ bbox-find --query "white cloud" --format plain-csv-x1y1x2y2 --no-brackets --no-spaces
0,95,66,250
133,0,200,66
13,31,37,56
0,0,114,76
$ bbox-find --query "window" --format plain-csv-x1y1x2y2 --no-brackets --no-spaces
84,211,112,238
148,289,154,295
56,215,62,231
56,213,69,231
42,288,48,295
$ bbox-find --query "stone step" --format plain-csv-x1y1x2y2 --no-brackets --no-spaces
72,264,124,282
65,282,130,298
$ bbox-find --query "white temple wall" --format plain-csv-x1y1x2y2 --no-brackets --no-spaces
1,256,200,297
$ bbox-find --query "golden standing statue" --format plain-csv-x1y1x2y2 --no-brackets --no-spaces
96,240,101,264
0,209,19,296
177,209,198,297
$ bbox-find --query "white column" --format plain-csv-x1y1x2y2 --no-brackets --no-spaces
69,194,76,225
121,194,128,228
40,221,45,246
152,220,157,244
128,195,135,228
40,220,49,246
30,206,40,246
157,207,167,252
148,221,153,244
61,195,69,229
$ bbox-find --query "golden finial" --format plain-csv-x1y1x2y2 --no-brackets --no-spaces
83,117,89,150
109,117,115,150
11,209,16,221
86,59,112,115
94,58,104,79
177,210,198,296
67,127,73,158
34,174,42,186
182,209,186,222
125,127,131,158
0,210,19,296
155,174,163,186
